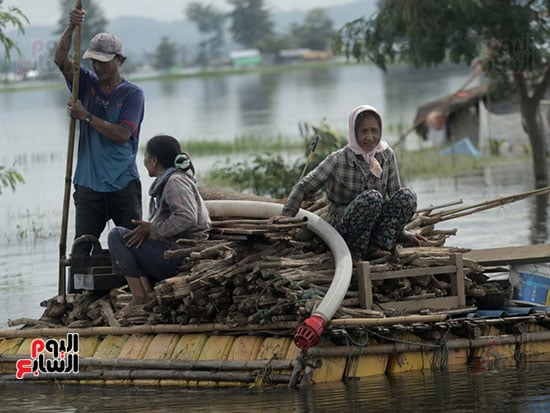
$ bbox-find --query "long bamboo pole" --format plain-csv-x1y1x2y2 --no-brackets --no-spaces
0,369,293,384
58,0,83,296
330,313,448,326
0,321,299,338
0,354,299,371
306,330,550,357
429,186,550,223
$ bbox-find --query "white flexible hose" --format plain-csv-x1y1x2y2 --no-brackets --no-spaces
205,200,353,322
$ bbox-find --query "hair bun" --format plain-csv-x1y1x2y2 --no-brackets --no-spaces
174,153,191,170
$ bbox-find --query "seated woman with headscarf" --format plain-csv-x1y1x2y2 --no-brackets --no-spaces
272,104,426,260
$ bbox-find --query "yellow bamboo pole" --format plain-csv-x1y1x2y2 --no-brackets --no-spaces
306,330,550,357
59,0,83,296
0,369,293,384
0,321,298,338
0,354,299,371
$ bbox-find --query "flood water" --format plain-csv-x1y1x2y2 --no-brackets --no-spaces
2,363,550,412
1,63,549,411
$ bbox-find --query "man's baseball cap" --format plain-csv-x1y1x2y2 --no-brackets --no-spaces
83,33,124,62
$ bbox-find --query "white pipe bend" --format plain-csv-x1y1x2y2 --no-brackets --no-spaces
205,200,353,322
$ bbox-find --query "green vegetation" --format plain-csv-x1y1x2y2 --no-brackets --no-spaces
397,147,527,180
180,135,304,157
202,121,529,197
0,2,27,194
0,165,24,194
207,121,346,197
204,140,527,197
0,2,28,61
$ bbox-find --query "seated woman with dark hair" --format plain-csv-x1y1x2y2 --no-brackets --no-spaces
108,134,211,318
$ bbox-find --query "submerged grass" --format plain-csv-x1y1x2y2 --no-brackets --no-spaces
180,135,304,156
197,135,528,185
397,146,528,179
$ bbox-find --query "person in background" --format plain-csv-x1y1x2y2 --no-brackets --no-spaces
272,104,426,260
54,7,145,242
108,135,211,318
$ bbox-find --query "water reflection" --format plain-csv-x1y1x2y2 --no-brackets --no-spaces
2,364,550,412
236,72,277,131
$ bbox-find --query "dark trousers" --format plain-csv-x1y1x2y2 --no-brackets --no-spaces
336,188,417,260
73,179,142,239
108,227,180,281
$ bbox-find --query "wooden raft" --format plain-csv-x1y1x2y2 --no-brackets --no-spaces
356,253,466,313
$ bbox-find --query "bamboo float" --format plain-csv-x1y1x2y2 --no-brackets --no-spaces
0,322,299,338
306,330,550,357
1,370,293,384
0,355,300,372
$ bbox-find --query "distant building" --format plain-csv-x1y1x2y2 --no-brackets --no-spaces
276,48,334,64
229,49,262,68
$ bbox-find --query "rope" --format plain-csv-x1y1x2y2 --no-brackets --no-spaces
431,340,450,370
363,327,441,350
343,328,370,382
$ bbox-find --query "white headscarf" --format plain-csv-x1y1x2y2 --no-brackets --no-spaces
347,104,388,178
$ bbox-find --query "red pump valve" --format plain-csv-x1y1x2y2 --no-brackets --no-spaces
293,315,326,349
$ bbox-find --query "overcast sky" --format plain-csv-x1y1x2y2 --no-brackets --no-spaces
6,0,359,26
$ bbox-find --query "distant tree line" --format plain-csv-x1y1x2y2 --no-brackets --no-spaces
52,0,337,70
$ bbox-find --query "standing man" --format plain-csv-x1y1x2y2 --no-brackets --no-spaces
54,7,145,242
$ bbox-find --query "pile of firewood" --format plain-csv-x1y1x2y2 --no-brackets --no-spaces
11,214,482,330
14,186,542,330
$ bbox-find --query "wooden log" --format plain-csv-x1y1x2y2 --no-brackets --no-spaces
7,318,61,328
99,299,120,327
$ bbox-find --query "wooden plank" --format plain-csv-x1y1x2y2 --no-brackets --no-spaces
464,244,550,266
376,296,461,312
357,262,373,309
370,265,457,281
451,254,466,307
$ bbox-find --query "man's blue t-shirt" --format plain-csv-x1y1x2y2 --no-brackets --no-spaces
70,68,145,192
